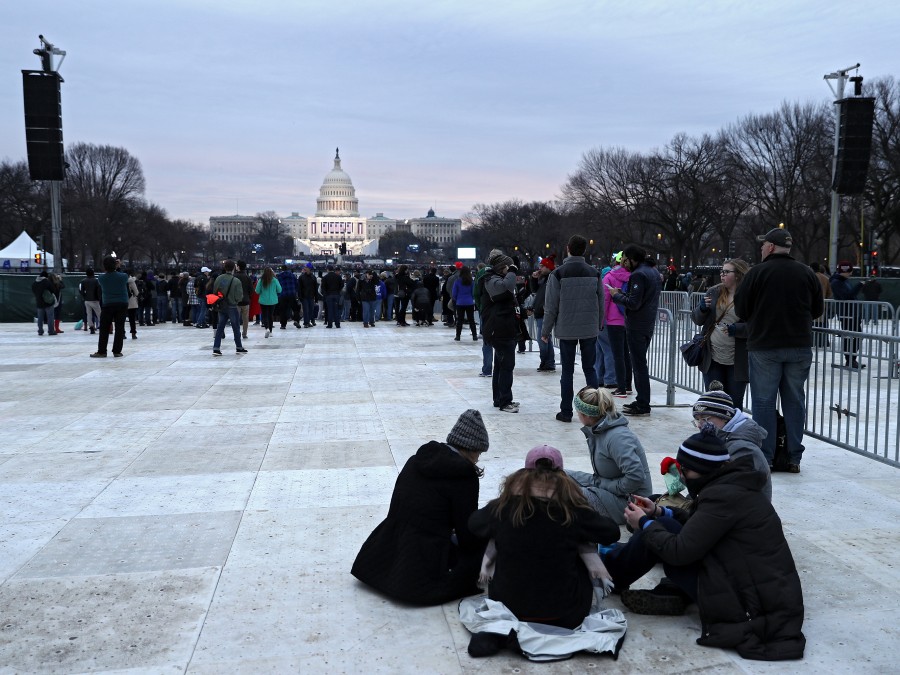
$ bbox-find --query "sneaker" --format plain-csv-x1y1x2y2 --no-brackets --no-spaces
622,403,650,416
612,389,628,398
265,330,271,338
212,350,222,357
555,412,572,423
113,352,123,358
89,352,107,358
236,348,248,354
603,384,618,389
621,589,687,616
787,463,801,473
479,372,492,377
499,403,519,413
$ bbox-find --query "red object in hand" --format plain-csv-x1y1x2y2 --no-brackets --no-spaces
660,456,680,475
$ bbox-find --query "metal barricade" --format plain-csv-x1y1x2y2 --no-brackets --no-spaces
807,325,900,467
648,298,900,467
822,299,897,337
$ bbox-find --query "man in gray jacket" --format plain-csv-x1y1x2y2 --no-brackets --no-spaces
541,235,604,422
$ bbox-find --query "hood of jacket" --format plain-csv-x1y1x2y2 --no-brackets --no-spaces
413,440,477,480
721,410,767,447
581,412,631,439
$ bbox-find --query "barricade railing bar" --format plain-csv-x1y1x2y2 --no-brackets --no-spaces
648,293,899,468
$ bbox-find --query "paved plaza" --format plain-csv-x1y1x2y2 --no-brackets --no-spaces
1,319,899,674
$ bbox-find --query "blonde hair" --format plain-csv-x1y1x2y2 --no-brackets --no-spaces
717,258,750,311
575,386,616,421
492,467,591,527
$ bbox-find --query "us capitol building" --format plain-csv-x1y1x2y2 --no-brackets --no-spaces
210,149,462,257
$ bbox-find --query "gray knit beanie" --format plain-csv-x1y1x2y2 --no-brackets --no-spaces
487,248,513,272
446,409,489,453
692,380,736,421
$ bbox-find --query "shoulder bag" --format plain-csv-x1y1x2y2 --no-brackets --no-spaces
679,303,731,367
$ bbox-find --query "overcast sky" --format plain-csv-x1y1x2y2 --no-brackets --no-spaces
2,1,897,225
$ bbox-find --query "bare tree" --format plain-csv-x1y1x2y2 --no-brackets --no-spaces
0,160,49,246
63,142,146,266
723,102,832,262
866,76,900,265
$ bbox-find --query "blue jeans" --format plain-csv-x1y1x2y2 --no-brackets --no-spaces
36,306,55,335
156,296,168,322
558,338,600,416
195,302,208,326
362,300,379,325
626,330,652,409
213,305,243,351
607,325,631,391
748,348,812,465
535,317,555,369
602,517,698,601
171,297,182,322
491,339,516,407
301,297,316,325
325,295,341,326
595,329,617,385
384,294,394,320
479,313,492,375
704,361,747,411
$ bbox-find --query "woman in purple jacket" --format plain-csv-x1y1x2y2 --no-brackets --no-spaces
452,266,478,341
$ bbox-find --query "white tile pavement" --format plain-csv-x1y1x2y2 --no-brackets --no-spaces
0,320,898,673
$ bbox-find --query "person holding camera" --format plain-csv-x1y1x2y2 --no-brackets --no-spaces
481,249,521,413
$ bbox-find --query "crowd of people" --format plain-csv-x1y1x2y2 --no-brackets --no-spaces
34,225,880,662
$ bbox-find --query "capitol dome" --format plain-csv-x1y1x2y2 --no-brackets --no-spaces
316,148,359,217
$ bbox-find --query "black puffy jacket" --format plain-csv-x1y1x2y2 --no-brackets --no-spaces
642,458,805,661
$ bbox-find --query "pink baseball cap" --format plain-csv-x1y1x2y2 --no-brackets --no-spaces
525,444,563,470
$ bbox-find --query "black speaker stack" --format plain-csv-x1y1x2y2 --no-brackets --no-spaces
22,70,65,181
832,97,875,195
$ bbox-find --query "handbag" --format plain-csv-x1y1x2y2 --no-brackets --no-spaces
679,332,707,367
207,277,235,311
679,302,730,367
41,289,55,305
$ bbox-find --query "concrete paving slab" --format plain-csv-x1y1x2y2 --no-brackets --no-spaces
15,512,242,578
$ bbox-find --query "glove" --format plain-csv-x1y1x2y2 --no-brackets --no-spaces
727,323,736,337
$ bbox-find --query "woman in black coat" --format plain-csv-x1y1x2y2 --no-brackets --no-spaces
393,265,416,327
465,446,620,657
351,409,489,605
604,429,805,661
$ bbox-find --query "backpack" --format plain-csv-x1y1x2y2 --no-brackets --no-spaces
473,271,487,311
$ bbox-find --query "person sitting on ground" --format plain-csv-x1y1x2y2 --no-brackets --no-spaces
565,386,652,524
466,445,620,657
351,409,490,606
602,429,805,662
691,382,771,501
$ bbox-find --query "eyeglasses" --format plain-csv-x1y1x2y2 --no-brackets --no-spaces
720,269,735,276
692,416,712,428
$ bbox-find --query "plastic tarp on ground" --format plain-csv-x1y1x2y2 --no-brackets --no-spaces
0,274,88,323
458,594,627,662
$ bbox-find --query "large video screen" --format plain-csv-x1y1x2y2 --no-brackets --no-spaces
457,247,477,260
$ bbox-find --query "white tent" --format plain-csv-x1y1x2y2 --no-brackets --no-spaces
0,230,58,271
